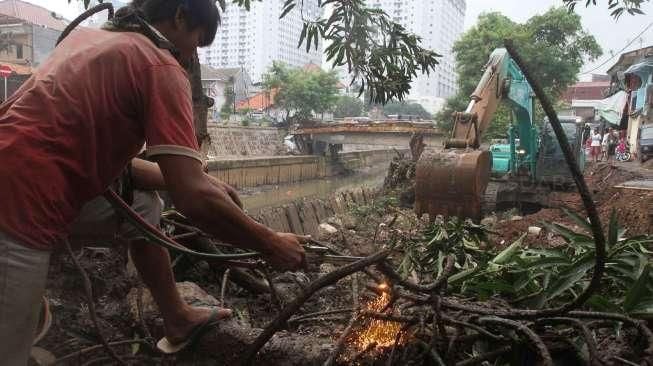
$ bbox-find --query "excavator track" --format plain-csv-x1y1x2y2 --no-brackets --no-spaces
481,181,499,217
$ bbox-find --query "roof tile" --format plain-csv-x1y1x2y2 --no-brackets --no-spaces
0,0,67,31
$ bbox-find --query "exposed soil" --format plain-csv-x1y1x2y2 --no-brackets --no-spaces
33,160,652,365
492,163,653,246
36,216,385,365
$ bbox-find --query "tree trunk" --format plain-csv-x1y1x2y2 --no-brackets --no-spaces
198,319,333,365
187,52,211,160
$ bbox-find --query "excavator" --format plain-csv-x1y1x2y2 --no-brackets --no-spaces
415,48,585,220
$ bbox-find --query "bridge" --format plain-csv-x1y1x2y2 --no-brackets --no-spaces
291,120,446,153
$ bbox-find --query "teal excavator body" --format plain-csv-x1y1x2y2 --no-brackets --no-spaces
415,48,585,220
486,50,539,178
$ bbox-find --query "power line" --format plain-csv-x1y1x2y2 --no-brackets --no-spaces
579,21,653,75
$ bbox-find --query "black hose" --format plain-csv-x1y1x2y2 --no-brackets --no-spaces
503,39,606,315
104,189,262,266
56,3,115,46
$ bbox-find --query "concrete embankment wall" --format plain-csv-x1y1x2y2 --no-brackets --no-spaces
207,149,405,188
207,125,286,157
252,187,376,236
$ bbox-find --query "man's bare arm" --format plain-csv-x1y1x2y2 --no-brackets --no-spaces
153,154,305,270
132,158,166,190
131,158,242,208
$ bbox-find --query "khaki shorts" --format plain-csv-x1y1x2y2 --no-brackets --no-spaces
0,190,162,366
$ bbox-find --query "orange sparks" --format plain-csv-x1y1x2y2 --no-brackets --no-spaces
352,289,403,350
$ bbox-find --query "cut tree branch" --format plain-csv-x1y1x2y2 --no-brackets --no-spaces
241,250,392,365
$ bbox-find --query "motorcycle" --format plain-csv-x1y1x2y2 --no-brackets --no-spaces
615,141,631,162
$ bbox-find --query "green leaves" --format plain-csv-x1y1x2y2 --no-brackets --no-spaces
562,0,648,19
440,7,603,130
261,61,340,123
280,0,296,19
491,234,525,265
240,0,442,105
397,209,653,316
74,0,439,105
315,0,440,104
623,264,651,313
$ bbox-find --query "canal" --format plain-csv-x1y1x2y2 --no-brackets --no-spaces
240,164,389,213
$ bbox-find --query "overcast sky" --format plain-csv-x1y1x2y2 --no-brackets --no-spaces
24,0,653,78
465,0,653,78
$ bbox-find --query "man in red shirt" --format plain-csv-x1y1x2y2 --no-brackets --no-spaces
0,1,306,364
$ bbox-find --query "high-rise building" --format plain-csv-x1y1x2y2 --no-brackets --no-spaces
84,1,128,27
361,0,466,112
198,1,323,83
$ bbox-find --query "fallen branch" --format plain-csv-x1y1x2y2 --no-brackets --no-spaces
475,316,552,366
351,342,378,363
242,250,391,365
63,240,126,366
220,268,231,307
386,323,411,366
136,284,154,345
455,345,512,366
288,308,354,324
536,317,601,365
415,339,446,366
323,314,362,366
54,340,151,365
377,255,455,294
262,267,283,311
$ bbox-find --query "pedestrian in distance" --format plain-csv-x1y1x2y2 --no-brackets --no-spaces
590,127,602,163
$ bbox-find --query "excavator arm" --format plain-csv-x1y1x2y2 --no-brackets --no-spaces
447,49,534,149
415,48,537,220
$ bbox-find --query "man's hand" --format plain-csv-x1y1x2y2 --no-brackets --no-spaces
206,174,243,209
264,233,309,271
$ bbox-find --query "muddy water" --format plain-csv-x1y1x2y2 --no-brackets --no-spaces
241,165,388,214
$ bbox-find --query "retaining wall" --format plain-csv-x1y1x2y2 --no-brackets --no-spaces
252,187,377,236
207,125,286,158
207,149,405,188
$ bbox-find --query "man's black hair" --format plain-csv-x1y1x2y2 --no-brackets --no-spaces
129,0,220,46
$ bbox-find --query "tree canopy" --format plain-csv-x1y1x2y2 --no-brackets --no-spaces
437,8,602,137
381,102,432,120
262,62,340,122
332,96,364,118
563,0,648,18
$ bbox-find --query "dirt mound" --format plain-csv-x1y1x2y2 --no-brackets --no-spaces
643,159,653,170
493,163,652,245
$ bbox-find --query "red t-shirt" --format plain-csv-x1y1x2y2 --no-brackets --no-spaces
0,28,202,251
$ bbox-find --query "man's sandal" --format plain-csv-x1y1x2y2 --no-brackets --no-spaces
156,308,229,354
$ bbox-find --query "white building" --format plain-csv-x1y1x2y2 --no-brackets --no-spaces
349,0,465,113
84,0,128,27
199,1,323,83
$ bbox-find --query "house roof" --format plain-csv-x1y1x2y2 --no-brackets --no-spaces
303,62,322,72
607,45,653,76
200,65,241,81
570,81,611,88
0,61,31,74
236,89,278,111
0,0,67,31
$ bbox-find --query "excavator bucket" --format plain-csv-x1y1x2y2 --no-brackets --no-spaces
414,149,491,221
